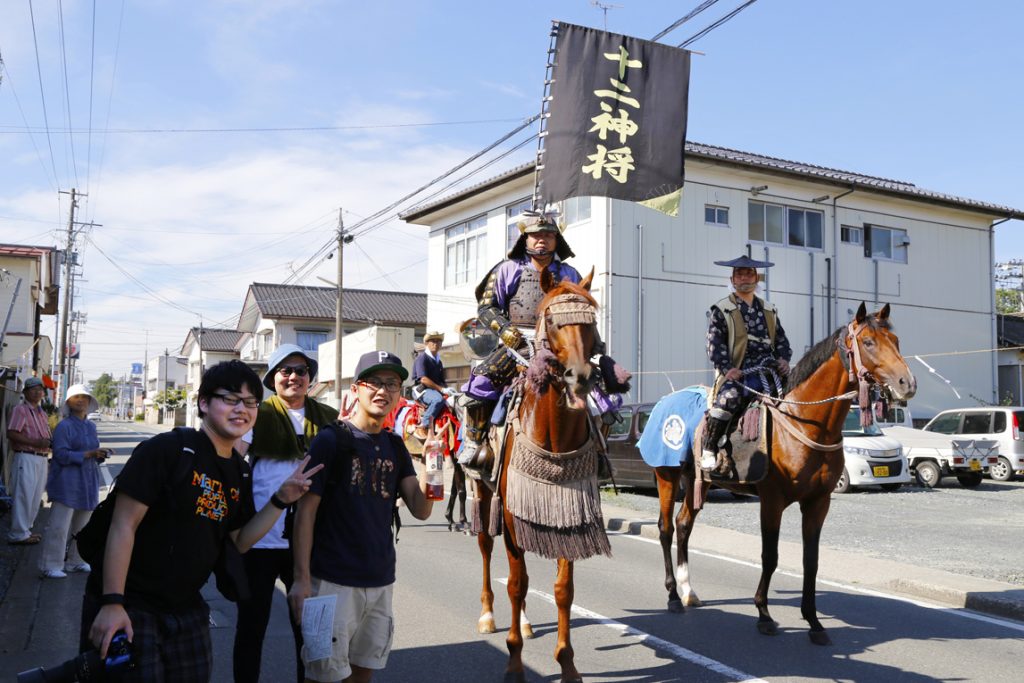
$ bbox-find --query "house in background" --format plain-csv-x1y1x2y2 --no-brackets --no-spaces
401,142,1024,420
180,327,246,427
996,314,1024,405
0,244,59,384
235,283,426,405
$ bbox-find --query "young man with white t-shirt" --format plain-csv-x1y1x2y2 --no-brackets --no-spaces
235,344,339,683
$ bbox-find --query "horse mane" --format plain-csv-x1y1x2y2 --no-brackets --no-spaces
785,316,893,392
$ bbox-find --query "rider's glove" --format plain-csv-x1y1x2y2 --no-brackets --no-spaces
499,325,523,349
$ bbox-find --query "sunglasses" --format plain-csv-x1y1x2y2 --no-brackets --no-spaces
277,365,310,378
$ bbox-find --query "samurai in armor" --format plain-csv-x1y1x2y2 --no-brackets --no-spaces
702,255,793,472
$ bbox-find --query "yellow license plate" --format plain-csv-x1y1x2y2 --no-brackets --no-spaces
872,465,890,477
970,460,981,471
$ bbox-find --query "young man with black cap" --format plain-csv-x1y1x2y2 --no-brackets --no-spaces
233,344,339,683
702,255,793,473
289,350,434,683
458,211,581,463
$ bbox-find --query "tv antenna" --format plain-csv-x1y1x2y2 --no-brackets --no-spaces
590,1,623,30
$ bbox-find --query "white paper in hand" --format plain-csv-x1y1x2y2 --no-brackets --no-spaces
300,594,337,662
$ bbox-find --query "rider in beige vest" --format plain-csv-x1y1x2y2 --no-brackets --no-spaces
702,255,793,472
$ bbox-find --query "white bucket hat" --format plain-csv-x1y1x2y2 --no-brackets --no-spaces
63,383,99,416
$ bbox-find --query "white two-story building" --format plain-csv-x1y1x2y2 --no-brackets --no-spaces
400,142,1024,419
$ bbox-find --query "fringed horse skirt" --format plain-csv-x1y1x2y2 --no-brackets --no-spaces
505,434,612,561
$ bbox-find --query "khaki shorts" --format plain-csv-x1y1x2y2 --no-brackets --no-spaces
303,579,395,682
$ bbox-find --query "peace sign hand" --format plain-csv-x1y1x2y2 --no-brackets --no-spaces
274,455,325,505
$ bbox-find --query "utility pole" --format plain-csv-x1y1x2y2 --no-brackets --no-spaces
164,348,170,424
335,208,352,410
142,329,150,399
57,188,79,402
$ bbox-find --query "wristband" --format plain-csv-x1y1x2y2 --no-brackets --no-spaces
269,493,289,510
100,593,125,606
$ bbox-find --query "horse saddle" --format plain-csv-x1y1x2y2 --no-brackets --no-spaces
695,403,772,484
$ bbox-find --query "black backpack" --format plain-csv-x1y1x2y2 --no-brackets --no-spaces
74,427,251,601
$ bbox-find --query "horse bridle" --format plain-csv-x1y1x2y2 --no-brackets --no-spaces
839,320,877,426
535,293,600,400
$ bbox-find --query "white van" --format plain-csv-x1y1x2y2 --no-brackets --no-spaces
922,407,1024,482
877,404,913,429
836,408,911,493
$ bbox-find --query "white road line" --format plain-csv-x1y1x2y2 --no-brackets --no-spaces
497,578,767,683
611,530,1024,633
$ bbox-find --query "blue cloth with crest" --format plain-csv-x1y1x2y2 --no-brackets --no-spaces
637,386,709,468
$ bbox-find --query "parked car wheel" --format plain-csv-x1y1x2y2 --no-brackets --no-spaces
956,472,983,487
834,468,852,494
988,456,1015,482
914,461,941,488
880,483,902,492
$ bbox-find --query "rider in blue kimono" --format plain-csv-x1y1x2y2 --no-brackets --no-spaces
702,255,793,472
459,212,581,463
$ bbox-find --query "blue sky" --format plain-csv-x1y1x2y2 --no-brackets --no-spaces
2,0,1022,380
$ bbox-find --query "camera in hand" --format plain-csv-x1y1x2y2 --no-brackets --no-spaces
17,631,133,682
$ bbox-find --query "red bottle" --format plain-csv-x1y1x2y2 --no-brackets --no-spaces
424,439,445,501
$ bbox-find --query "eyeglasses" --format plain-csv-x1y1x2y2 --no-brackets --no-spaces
212,393,260,408
277,365,309,378
358,378,403,393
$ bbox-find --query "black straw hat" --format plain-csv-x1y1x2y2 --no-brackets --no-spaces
713,255,774,269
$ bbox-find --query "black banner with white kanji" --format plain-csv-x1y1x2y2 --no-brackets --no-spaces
539,22,690,216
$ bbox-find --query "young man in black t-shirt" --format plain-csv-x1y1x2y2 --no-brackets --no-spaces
289,351,435,683
83,361,323,682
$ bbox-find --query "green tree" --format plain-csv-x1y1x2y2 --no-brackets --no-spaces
996,288,1022,315
91,373,118,408
153,388,187,410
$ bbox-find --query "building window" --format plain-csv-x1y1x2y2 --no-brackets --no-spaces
295,330,328,353
506,198,532,251
748,201,823,250
445,215,488,286
563,196,591,225
841,225,862,245
705,205,729,226
864,224,909,263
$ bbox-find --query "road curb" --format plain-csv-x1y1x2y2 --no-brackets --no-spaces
601,503,1024,623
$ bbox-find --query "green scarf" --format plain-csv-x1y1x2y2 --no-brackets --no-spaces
249,395,339,462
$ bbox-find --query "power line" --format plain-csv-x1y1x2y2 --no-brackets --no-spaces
27,0,61,187
57,0,81,188
0,117,527,135
0,59,58,191
678,0,760,48
650,0,723,41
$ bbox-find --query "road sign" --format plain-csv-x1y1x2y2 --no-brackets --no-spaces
131,363,143,375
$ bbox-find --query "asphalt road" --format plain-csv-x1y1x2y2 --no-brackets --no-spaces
23,419,1021,682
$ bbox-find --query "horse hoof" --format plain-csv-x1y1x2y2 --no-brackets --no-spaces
667,599,685,613
756,620,780,636
808,630,832,646
682,593,702,608
522,622,535,639
478,617,496,634
503,671,527,683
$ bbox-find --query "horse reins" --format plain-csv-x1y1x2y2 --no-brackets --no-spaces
535,293,600,404
746,320,878,452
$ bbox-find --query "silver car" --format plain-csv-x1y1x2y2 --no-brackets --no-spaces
922,407,1024,482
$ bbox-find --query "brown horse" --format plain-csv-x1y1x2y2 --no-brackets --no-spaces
654,303,916,645
472,268,608,682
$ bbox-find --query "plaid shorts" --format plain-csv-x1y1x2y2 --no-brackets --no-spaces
81,592,212,683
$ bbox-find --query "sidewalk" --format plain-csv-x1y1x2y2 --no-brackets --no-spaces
2,497,1023,679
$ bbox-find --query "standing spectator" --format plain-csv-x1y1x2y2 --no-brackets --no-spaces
412,331,449,439
39,384,108,578
288,351,434,683
233,344,338,683
5,376,52,545
84,360,323,680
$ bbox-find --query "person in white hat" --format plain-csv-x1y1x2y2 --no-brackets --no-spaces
39,384,110,578
5,376,52,545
